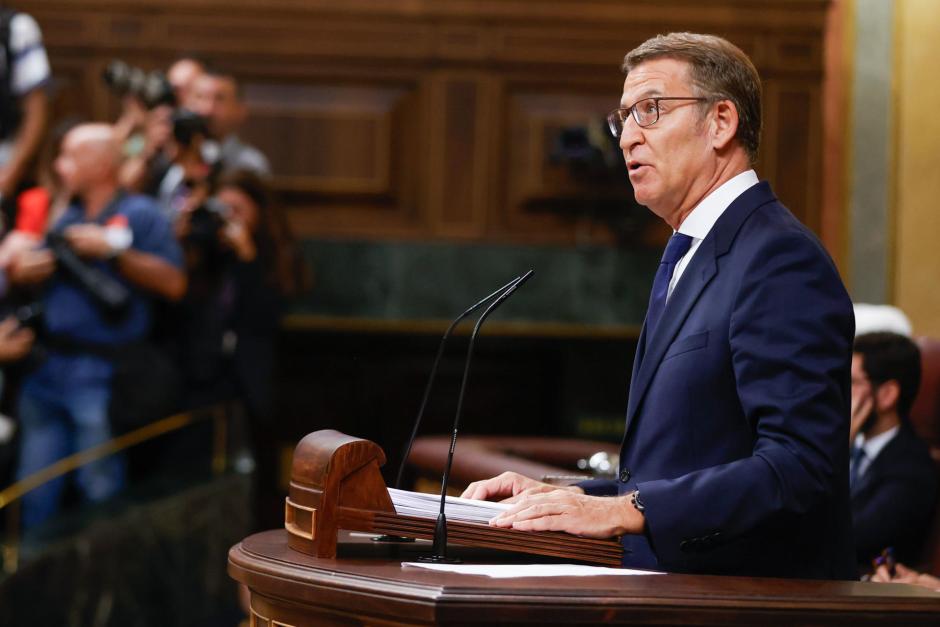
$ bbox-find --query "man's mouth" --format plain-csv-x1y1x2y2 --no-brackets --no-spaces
628,161,647,173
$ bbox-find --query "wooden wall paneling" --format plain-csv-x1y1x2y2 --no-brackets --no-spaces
240,83,396,194
46,59,98,127
239,79,428,239
425,73,491,239
766,33,825,75
165,15,436,62
773,82,823,232
498,23,646,68
759,80,781,208
501,86,626,244
17,0,833,245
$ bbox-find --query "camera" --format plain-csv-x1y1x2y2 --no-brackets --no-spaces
3,301,44,332
171,108,210,148
187,196,228,249
46,231,130,319
102,60,176,110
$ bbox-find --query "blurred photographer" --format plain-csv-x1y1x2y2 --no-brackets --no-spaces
175,169,289,413
155,107,218,223
8,123,185,529
188,68,269,177
171,170,299,507
0,6,50,222
107,59,176,143
117,57,206,195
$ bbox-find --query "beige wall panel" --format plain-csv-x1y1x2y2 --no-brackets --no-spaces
895,0,940,335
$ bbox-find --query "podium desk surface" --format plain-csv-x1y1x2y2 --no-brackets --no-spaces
229,530,940,626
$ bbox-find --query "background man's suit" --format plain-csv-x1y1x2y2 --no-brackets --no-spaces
582,181,857,579
852,424,938,566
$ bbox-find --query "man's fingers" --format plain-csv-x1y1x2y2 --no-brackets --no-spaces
871,564,892,582
512,515,565,533
462,472,532,502
0,316,18,336
502,484,553,504
460,481,485,500
462,477,506,501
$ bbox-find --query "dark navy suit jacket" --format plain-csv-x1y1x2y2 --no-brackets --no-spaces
851,424,938,568
582,181,857,579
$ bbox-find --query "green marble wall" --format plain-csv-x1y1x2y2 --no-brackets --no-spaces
291,239,661,326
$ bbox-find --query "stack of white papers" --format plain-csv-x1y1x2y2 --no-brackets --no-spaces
388,488,510,524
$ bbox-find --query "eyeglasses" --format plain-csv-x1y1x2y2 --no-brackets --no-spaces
607,97,708,137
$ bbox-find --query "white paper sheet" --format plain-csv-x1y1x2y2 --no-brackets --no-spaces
388,487,510,524
402,562,664,578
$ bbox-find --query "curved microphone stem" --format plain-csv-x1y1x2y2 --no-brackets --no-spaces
374,273,527,545
392,274,526,491
423,269,534,562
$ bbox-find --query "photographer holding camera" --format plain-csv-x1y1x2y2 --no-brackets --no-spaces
168,167,297,523
188,68,269,177
116,57,207,196
8,123,185,529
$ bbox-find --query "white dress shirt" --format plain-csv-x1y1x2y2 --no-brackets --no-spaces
668,169,760,299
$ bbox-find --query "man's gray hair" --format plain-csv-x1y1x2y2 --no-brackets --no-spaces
624,32,762,164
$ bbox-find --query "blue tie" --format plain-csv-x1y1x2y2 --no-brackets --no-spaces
646,232,693,337
849,445,867,489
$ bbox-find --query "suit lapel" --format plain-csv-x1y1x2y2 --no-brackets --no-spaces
624,239,717,430
623,181,777,435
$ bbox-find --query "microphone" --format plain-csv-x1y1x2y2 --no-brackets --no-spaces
374,272,528,544
420,269,534,563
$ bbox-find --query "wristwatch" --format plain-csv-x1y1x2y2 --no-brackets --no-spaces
630,490,646,513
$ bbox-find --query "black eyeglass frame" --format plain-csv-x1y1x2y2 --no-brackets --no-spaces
607,97,709,137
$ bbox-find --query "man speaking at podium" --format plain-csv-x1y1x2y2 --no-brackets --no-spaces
463,32,856,579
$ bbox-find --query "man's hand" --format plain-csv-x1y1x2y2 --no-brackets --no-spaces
143,105,173,157
8,248,55,285
490,490,644,539
461,471,579,503
850,382,874,443
0,316,35,362
871,562,940,590
64,224,111,259
220,220,257,262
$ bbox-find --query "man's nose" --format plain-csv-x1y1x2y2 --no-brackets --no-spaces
619,114,643,151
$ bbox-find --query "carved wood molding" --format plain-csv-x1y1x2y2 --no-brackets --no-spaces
19,0,827,73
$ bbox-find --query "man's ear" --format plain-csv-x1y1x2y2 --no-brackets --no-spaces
875,379,901,414
710,100,739,152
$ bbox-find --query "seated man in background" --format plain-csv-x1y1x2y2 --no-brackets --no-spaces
850,332,938,571
7,123,185,528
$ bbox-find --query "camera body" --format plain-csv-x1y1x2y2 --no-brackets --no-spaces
187,196,228,249
171,108,211,148
5,301,43,331
102,60,176,110
45,231,130,319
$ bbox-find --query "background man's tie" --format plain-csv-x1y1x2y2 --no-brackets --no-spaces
849,445,867,489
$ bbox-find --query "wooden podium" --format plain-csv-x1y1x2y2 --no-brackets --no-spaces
229,530,940,626
282,429,623,565
228,431,940,625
